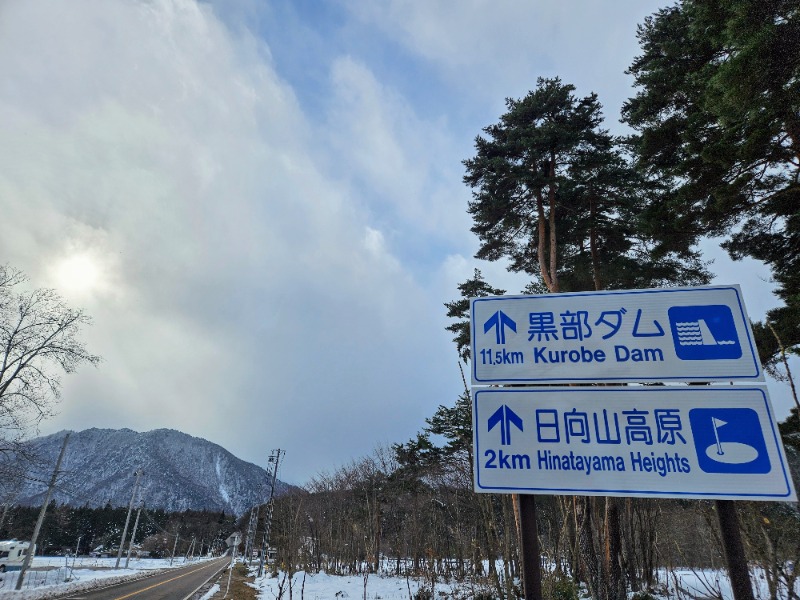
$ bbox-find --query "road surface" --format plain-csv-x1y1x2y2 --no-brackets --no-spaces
58,556,230,600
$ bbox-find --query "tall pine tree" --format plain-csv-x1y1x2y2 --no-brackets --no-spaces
464,77,708,293
622,0,800,368
460,77,711,600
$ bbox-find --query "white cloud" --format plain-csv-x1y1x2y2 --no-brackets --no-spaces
323,55,471,244
7,0,791,486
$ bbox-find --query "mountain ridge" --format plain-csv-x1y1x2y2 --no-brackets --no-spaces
11,427,289,516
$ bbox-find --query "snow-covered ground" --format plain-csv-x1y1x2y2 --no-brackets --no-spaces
248,565,799,600
0,555,213,599
251,569,482,600
0,556,796,599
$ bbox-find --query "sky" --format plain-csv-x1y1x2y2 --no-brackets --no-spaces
0,0,795,485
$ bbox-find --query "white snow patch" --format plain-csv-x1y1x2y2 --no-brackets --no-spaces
215,455,230,504
247,565,800,600
199,582,221,599
219,482,231,504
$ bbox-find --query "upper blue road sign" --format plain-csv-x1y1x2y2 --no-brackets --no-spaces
470,285,763,385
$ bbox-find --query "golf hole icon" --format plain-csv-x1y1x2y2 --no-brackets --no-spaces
688,408,771,474
707,417,759,464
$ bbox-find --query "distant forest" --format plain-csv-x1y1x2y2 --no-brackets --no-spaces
1,504,236,558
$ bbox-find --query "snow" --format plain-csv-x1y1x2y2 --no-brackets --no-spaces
251,570,447,600
0,555,214,599
248,565,800,600
200,582,221,599
0,556,796,599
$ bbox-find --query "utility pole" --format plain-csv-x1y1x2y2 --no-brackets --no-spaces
243,505,258,565
115,469,143,569
16,433,70,590
184,536,196,562
72,535,82,570
257,449,283,578
224,533,240,599
170,530,179,566
124,500,144,568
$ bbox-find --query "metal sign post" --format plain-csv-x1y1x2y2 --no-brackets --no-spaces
517,495,542,600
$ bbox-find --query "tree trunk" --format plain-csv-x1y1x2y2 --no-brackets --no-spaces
607,498,625,600
716,500,755,600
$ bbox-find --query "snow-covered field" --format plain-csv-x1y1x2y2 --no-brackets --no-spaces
248,565,799,600
0,555,211,599
250,569,482,600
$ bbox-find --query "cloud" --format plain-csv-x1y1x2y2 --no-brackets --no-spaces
341,0,666,121
7,0,791,487
322,55,472,246
0,0,461,482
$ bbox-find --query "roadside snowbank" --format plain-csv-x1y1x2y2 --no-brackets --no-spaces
0,556,213,599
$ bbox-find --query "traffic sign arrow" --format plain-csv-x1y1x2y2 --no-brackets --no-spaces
488,404,523,446
484,310,516,345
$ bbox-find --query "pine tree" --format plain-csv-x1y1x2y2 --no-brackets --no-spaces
464,77,708,294
622,0,800,363
443,269,505,363
460,77,711,600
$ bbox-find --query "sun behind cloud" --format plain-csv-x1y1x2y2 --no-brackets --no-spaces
52,253,102,297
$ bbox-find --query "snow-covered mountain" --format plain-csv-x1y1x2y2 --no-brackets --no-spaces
13,428,290,515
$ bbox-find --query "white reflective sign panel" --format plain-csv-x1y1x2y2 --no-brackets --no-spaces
470,285,762,384
472,386,795,501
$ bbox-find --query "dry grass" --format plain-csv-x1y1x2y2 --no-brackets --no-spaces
207,561,258,600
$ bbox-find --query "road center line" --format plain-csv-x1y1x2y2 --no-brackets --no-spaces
112,562,217,600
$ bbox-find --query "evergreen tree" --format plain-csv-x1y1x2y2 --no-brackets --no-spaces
461,78,711,600
622,0,800,365
443,269,505,363
464,77,708,294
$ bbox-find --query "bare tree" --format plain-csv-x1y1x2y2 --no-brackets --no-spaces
0,264,100,442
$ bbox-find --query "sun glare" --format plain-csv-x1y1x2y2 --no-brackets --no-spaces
54,253,102,297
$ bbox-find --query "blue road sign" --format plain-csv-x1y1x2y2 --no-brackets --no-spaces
470,285,763,385
472,386,796,501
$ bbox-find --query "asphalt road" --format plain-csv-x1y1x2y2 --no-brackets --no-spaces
58,556,230,600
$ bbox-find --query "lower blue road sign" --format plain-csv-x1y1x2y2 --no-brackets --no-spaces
472,386,796,501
